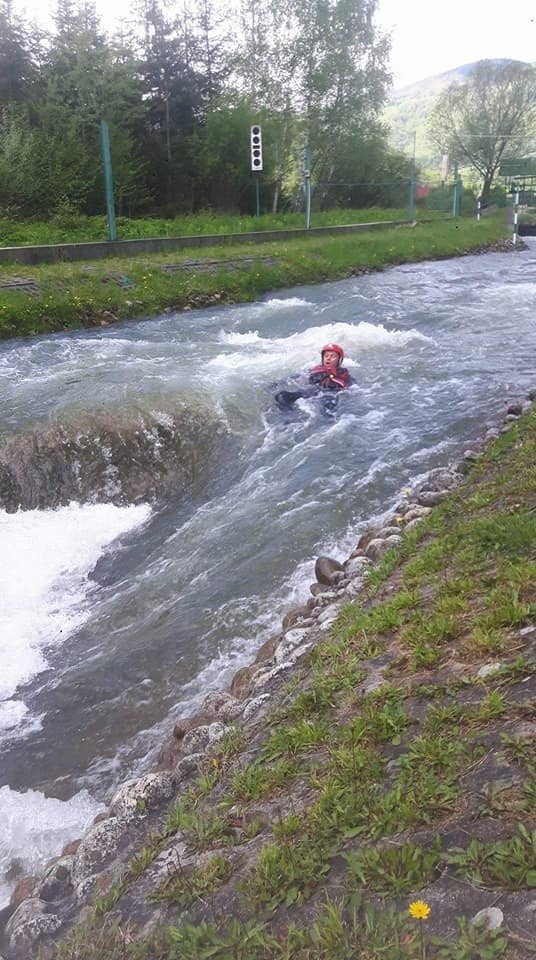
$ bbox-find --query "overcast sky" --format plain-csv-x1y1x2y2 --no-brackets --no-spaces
16,0,536,90
377,0,536,87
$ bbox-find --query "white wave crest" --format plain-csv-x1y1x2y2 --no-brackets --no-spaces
207,319,432,381
0,502,151,734
0,785,105,909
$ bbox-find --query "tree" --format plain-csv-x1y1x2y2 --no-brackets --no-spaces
136,0,205,210
190,0,233,106
427,60,536,204
234,0,392,211
0,0,37,107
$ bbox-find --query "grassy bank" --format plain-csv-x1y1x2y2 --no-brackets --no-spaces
46,404,536,960
0,208,444,247
0,214,510,340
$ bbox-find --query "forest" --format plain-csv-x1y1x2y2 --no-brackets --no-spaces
0,0,413,219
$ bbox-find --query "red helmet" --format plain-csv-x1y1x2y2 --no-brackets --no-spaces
321,342,344,364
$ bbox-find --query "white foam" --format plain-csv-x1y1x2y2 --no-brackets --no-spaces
0,785,105,909
218,329,264,346
207,320,432,382
262,297,312,310
0,502,151,732
0,701,29,731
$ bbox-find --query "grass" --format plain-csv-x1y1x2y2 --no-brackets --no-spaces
0,207,438,247
0,213,510,340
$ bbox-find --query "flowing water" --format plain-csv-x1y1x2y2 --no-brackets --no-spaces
1,241,535,905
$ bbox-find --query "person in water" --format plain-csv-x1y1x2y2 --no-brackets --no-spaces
308,343,353,390
275,343,353,408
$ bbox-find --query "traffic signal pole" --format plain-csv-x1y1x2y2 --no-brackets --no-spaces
304,145,312,229
250,125,263,217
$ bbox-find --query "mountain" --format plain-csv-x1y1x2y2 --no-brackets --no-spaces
383,59,530,171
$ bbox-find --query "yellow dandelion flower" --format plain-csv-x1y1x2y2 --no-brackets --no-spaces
409,900,431,920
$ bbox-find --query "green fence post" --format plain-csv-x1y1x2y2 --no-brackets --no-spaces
99,119,117,242
408,130,416,222
408,164,415,222
451,162,459,217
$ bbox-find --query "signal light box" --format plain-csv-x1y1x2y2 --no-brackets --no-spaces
250,125,263,172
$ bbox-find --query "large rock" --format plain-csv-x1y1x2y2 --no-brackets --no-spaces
5,899,62,952
71,817,129,886
403,505,432,523
314,556,344,585
253,634,281,664
274,629,310,664
242,694,271,721
417,490,448,507
282,607,310,631
365,535,402,561
34,857,73,902
344,555,371,577
200,691,243,721
181,721,227,754
9,876,38,909
230,664,259,699
175,752,204,780
110,772,177,822
344,578,366,599
0,403,224,512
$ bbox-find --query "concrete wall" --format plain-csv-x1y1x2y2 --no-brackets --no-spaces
0,220,407,266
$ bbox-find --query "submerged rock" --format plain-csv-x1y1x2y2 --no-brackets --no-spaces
0,402,225,511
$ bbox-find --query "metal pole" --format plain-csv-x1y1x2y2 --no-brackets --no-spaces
408,130,416,222
513,187,519,246
452,162,458,217
477,197,481,221
255,175,260,217
99,119,117,242
304,145,312,229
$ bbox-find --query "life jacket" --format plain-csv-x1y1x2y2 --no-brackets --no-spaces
309,363,351,390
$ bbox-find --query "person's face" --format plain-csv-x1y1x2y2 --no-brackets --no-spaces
322,350,340,368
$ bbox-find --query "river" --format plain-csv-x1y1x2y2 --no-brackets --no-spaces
0,240,534,905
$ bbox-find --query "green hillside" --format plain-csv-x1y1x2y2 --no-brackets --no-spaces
383,60,531,172
383,64,476,168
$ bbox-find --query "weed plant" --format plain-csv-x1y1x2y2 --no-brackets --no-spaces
344,839,442,895
446,826,536,889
